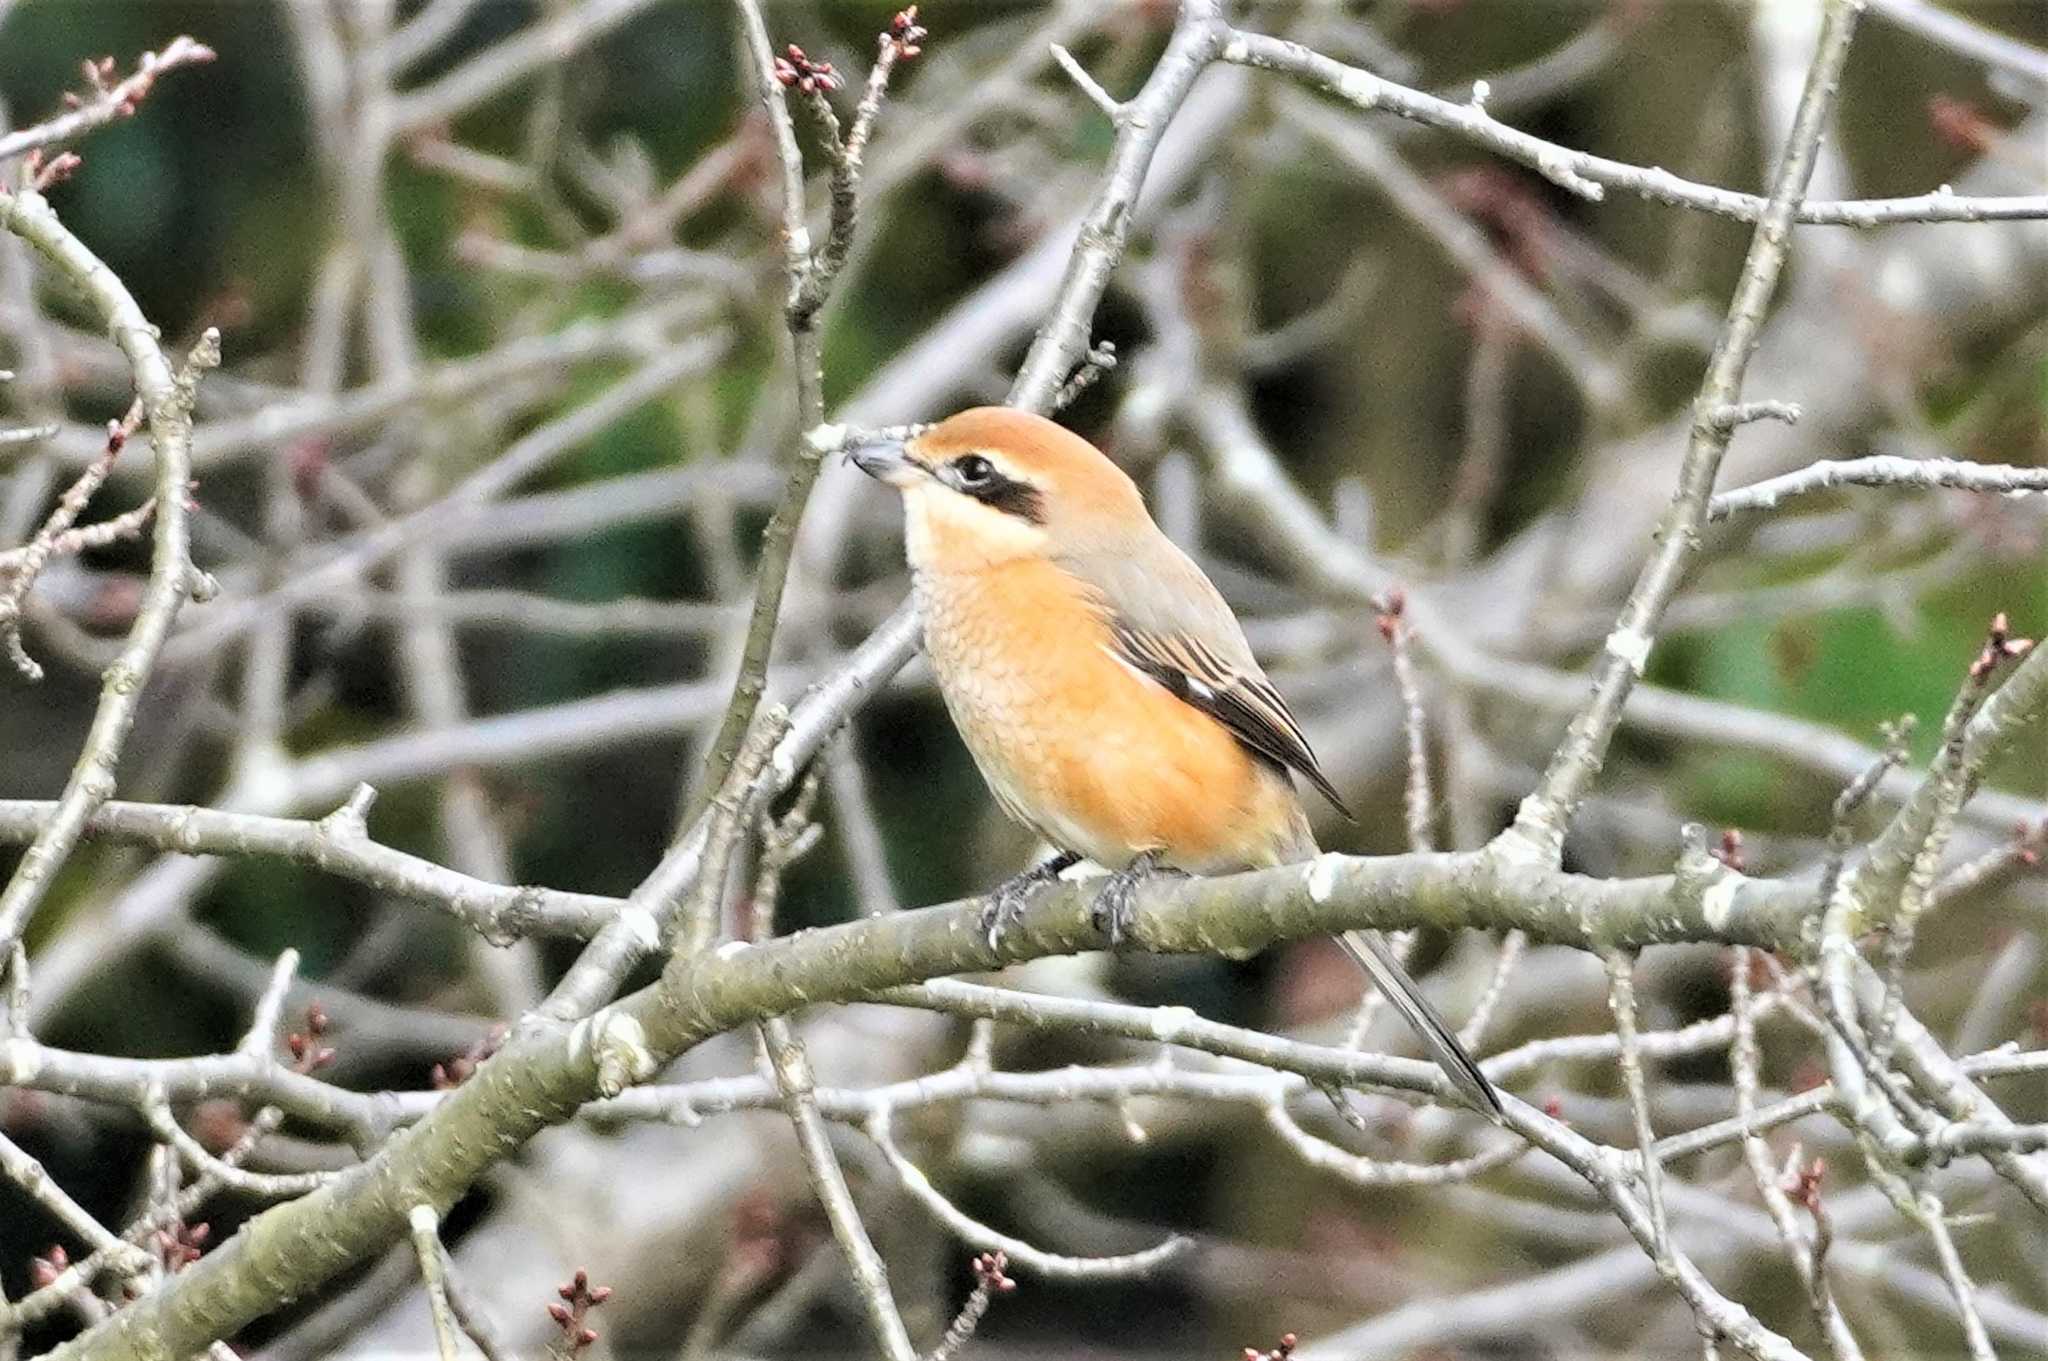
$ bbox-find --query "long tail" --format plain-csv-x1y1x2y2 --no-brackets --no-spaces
1336,929,1504,1119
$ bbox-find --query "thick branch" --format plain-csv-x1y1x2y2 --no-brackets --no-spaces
43,837,1820,1361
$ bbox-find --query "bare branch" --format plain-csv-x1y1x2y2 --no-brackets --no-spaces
924,1252,1016,1361
8,9,2046,1359
0,406,144,680
1222,26,2048,226
389,0,662,133
750,769,915,1361
1050,42,1122,121
0,37,216,163
761,1021,917,1361
1728,950,1864,1359
1007,0,1226,408
406,1206,462,1361
1710,454,2048,520
1500,0,1865,862
0,1132,152,1277
1867,0,2048,85
1603,951,1674,1276
0,185,210,960
691,0,911,809
0,794,615,939
866,1108,1190,1280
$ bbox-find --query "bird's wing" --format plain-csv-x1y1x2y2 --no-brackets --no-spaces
1064,538,1355,819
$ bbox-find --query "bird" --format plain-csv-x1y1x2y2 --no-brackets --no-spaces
849,406,1502,1118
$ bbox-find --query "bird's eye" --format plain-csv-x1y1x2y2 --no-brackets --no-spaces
951,454,995,486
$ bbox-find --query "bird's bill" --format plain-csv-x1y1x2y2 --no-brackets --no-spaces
846,436,921,488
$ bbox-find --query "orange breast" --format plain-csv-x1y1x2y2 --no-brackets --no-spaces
915,557,1306,871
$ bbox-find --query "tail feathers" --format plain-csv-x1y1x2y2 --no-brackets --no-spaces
1337,929,1504,1120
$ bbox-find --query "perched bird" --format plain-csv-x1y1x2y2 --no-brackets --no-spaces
850,406,1501,1117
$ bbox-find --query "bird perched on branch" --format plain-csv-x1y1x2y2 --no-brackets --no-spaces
849,407,1502,1118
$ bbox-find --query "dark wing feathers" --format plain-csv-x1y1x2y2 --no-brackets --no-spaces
1108,619,1355,820
1057,533,1353,819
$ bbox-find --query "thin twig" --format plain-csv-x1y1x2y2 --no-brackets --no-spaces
747,763,915,1358
759,1019,917,1361
0,405,144,680
1729,949,1864,1359
1345,589,1433,1049
0,37,216,163
0,1132,153,1276
1050,43,1121,120
1263,1100,1527,1187
440,1260,514,1361
1376,590,1434,856
1867,0,2048,84
690,0,894,813
1007,0,1226,408
923,1252,1016,1361
144,1103,337,1199
1220,25,2047,226
0,184,212,960
1930,820,2044,912
1856,624,2048,910
865,1109,1190,1280
1874,617,2033,1062
1812,719,1915,931
1709,455,2048,521
1457,929,1526,1052
406,1206,462,1361
1603,951,1673,1276
791,8,924,324
1903,1184,1998,1361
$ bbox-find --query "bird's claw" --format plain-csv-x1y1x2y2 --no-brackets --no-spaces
1090,851,1179,948
1091,877,1139,947
980,851,1082,953
980,884,1030,951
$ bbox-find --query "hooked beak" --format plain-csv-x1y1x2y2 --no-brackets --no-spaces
846,435,921,488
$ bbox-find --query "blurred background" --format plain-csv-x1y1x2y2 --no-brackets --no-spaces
1,1,2044,1356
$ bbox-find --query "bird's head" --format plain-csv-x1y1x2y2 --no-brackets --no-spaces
848,407,1146,571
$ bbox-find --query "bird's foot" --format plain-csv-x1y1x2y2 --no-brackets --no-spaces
980,851,1082,950
1091,850,1183,948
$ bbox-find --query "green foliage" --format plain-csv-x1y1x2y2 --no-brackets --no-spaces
1672,561,2048,829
